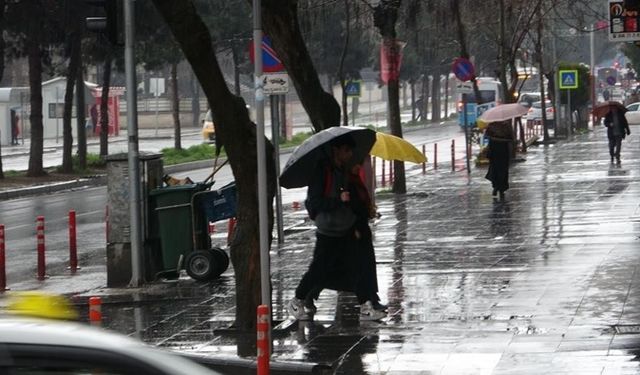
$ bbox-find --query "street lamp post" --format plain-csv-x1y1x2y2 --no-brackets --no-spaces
253,0,272,363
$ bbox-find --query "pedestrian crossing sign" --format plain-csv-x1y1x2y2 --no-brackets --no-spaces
345,80,362,97
559,70,579,89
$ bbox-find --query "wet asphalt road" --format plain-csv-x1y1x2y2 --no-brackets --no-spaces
53,126,640,374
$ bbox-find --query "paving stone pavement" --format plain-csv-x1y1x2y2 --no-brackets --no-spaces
59,126,640,374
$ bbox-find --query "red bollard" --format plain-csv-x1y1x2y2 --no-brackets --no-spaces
89,296,102,326
292,201,300,210
257,304,270,375
451,140,455,172
227,218,237,245
36,216,45,281
69,210,77,274
422,145,426,174
434,143,438,170
208,222,216,234
0,224,6,292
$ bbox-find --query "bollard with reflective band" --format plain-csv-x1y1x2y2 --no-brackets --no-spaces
451,140,455,172
257,304,270,375
0,224,6,292
208,222,216,234
227,218,237,245
89,296,102,326
292,201,300,210
69,210,77,273
434,143,438,170
36,216,45,281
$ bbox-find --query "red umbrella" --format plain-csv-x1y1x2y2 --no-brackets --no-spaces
592,101,626,118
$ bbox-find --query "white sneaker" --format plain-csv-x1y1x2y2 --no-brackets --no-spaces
359,301,387,321
287,298,310,320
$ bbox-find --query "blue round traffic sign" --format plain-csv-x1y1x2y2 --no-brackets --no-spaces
606,76,617,86
451,57,475,82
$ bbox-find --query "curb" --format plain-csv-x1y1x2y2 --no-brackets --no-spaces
0,176,107,200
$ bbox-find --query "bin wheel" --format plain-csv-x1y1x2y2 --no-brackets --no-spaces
210,247,229,274
185,250,215,281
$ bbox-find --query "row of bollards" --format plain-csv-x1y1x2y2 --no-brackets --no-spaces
0,210,79,292
289,139,466,209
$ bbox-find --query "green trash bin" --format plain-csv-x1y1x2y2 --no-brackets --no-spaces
149,184,208,274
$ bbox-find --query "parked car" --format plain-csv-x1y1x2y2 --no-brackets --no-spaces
517,92,542,109
0,317,222,374
525,100,554,120
201,109,215,141
625,102,640,125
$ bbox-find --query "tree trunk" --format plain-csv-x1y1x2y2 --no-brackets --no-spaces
62,29,80,173
431,75,441,122
27,33,44,176
0,0,6,179
76,66,87,170
423,75,430,121
191,69,201,127
171,62,182,150
152,1,276,341
536,3,550,142
373,1,405,193
444,74,449,119
410,80,416,122
262,0,340,131
100,55,111,157
232,46,241,97
338,0,350,127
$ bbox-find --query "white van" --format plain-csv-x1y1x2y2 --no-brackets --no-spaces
456,77,503,126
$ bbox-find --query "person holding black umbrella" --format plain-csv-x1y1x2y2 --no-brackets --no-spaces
287,134,386,321
603,106,631,164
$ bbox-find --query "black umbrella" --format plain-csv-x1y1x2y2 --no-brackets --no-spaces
279,126,376,189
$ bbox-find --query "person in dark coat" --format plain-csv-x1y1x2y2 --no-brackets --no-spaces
603,107,631,164
484,121,514,201
287,135,386,322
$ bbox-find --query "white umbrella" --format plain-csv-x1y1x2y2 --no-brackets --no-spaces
478,103,529,123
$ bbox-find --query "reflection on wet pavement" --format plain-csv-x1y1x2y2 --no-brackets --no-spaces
91,129,640,374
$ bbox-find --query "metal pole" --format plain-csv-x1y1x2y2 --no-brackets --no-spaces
253,0,272,349
567,89,572,134
590,24,596,127
55,87,59,143
124,0,142,287
271,95,284,244
463,100,470,174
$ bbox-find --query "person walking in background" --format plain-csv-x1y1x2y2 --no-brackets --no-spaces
604,106,631,164
484,121,514,201
10,110,19,145
287,135,386,322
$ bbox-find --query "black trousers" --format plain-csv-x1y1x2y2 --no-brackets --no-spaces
609,136,623,158
296,227,380,305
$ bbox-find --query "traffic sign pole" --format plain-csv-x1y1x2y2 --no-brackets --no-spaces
463,100,470,174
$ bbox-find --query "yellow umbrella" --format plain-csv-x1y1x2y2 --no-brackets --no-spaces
369,132,427,163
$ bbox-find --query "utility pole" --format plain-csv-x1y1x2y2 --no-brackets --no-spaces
124,0,142,287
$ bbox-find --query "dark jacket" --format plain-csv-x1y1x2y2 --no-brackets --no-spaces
604,111,631,139
305,160,356,237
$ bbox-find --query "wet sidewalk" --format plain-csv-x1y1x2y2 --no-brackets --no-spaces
64,126,640,374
